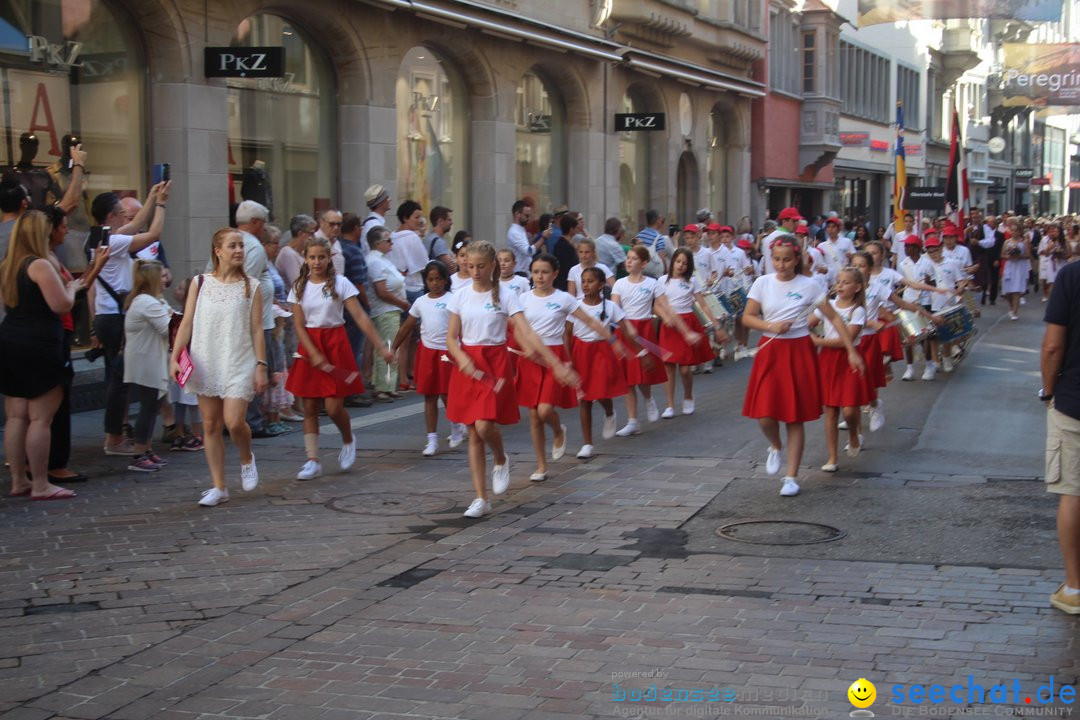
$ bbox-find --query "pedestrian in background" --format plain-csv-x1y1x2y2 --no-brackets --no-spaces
1041,258,1080,614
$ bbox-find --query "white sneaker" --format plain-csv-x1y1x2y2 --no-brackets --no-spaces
448,423,466,449
845,434,864,458
240,454,259,491
869,401,885,433
1020,296,1027,305
734,347,747,361
1010,312,1018,321
682,398,695,415
838,419,849,430
661,407,676,419
921,362,937,381
492,457,511,495
766,447,782,475
615,419,641,437
901,365,916,381
338,442,356,470
702,364,713,374
602,414,617,440
551,425,567,460
576,444,594,459
942,355,955,373
645,398,660,423
422,434,438,457
296,459,322,480
198,487,229,507
780,477,800,497
463,497,491,518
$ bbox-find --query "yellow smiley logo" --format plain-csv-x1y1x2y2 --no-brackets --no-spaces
848,678,877,709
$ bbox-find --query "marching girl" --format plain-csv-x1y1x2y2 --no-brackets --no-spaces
741,235,864,497
566,239,614,299
610,245,698,435
391,260,465,456
445,241,578,517
571,267,635,459
659,248,726,418
450,233,473,292
497,248,529,297
809,267,870,471
286,236,394,480
518,253,615,482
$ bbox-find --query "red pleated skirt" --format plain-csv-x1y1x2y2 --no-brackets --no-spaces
659,313,715,366
620,318,668,386
285,326,364,398
572,338,629,402
819,346,874,408
446,344,519,425
742,335,822,423
880,324,905,361
414,341,451,396
857,333,887,391
516,344,578,409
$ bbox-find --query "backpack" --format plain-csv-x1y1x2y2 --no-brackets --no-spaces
641,241,666,279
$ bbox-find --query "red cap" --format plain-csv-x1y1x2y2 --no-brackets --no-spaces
736,238,753,249
941,225,958,237
924,235,942,248
794,223,809,235
718,225,734,234
705,222,724,232
682,224,700,234
903,235,922,247
778,207,803,221
825,217,843,227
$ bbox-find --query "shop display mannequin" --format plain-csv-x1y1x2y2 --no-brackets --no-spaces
241,159,273,217
9,132,60,208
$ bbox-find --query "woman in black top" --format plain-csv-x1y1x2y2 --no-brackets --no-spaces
0,210,84,500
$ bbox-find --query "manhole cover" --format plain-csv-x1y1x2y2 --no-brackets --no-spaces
327,492,456,516
715,520,846,546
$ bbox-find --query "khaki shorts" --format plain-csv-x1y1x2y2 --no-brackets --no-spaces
1046,405,1080,495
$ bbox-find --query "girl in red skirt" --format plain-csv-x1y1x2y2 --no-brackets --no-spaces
571,267,635,459
392,260,465,456
741,235,864,497
659,248,727,418
611,246,697,436
286,237,394,480
809,267,870,471
518,253,615,483
445,241,577,518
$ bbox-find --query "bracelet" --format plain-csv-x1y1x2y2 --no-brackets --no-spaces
73,164,85,171
256,360,268,367
155,203,167,209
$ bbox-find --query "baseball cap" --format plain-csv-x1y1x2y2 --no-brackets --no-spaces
904,235,923,246
718,225,734,234
825,217,843,227
924,234,942,248
941,225,958,237
682,224,700,233
794,223,809,235
705,222,724,232
736,238,753,249
778,207,803,222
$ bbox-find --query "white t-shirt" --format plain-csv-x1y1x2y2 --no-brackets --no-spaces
408,292,452,350
367,250,406,318
386,229,429,293
747,273,827,339
612,276,664,320
944,243,973,271
692,247,715,287
814,300,865,344
275,245,305,287
520,289,578,345
446,285,523,346
571,298,625,342
899,256,934,306
95,233,135,315
567,262,613,298
287,274,358,328
451,274,474,293
500,275,529,297
928,258,963,312
870,268,903,311
360,212,386,255
657,275,701,314
818,236,854,274
134,241,163,263
862,282,884,333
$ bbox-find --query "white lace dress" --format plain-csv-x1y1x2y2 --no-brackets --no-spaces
187,274,258,400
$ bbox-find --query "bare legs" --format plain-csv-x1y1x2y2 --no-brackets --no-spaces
528,404,562,476
664,364,694,408
757,418,806,477
1058,495,1080,589
198,396,252,492
5,387,66,497
468,420,506,501
823,406,861,466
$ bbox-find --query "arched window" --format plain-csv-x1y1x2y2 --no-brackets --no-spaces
515,70,565,212
396,47,468,226
227,14,335,221
619,88,650,230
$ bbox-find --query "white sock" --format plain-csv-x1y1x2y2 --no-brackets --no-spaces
427,432,437,440
1064,585,1080,596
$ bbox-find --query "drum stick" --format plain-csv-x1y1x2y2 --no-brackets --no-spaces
439,354,506,393
745,306,816,358
292,353,360,385
632,334,676,363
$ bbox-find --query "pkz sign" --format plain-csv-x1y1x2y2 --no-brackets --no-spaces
614,113,666,131
204,47,285,78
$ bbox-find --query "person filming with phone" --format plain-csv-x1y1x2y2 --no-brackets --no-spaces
88,180,171,456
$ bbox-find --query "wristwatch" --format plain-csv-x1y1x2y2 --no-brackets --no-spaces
1039,388,1053,402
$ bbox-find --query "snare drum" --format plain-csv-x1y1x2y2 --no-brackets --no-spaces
720,287,748,317
933,305,975,344
896,309,933,345
961,289,980,319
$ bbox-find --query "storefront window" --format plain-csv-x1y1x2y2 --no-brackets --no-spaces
227,14,335,222
397,47,467,224
515,71,565,214
0,0,144,266
619,89,649,230
707,108,727,219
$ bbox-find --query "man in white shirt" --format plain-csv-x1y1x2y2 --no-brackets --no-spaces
762,207,802,274
942,224,973,276
89,183,171,454
889,213,917,268
361,185,391,254
897,235,938,381
507,199,533,275
314,208,345,275
819,217,855,278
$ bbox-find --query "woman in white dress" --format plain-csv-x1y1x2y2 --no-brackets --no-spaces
1039,222,1067,302
170,228,268,506
1000,218,1031,321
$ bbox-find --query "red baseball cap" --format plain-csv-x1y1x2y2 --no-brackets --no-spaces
903,235,922,246
825,217,843,227
778,207,804,221
941,225,958,237
924,234,942,248
794,224,809,235
718,225,734,234
705,222,724,232
682,224,700,233
736,238,753,249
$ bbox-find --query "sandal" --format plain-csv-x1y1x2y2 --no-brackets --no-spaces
30,488,76,501
372,392,394,403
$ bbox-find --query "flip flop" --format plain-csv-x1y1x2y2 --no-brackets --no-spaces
30,488,76,501
5,489,30,498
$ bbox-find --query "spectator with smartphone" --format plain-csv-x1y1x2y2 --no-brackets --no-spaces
89,181,171,456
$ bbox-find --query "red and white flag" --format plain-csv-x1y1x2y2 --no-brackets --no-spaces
945,102,969,232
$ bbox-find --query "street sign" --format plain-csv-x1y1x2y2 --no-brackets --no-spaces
205,47,285,78
614,113,666,131
1014,168,1035,179
903,186,946,210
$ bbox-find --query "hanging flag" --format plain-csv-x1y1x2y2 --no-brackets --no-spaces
944,101,970,232
893,102,906,230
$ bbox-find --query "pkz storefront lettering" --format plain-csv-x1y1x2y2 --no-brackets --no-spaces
204,47,285,78
27,36,83,71
615,113,666,132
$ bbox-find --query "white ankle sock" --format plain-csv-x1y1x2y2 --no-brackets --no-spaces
1064,585,1080,596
